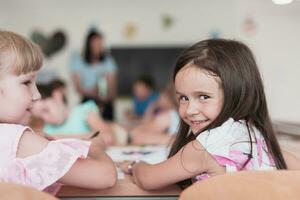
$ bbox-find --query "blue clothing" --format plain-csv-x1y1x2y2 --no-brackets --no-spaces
69,51,117,90
134,92,159,116
43,101,99,135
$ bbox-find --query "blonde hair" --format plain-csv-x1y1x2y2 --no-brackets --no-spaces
0,30,43,76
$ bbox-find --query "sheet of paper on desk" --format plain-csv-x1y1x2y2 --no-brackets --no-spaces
106,145,170,164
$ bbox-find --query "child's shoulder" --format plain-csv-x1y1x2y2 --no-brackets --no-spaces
76,100,99,115
0,123,31,165
17,130,49,159
0,123,29,143
0,123,28,131
81,100,98,110
196,118,250,146
0,123,49,159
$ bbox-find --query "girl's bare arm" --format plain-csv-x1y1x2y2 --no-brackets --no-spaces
121,140,225,190
282,149,300,170
17,130,117,189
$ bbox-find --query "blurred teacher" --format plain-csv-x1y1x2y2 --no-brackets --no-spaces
70,30,117,120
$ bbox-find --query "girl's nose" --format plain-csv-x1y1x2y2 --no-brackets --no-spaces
32,84,41,101
186,100,200,116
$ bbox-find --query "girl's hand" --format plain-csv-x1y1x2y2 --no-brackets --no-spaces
118,160,144,175
118,161,133,174
86,111,101,129
91,133,106,149
88,134,106,159
87,111,112,134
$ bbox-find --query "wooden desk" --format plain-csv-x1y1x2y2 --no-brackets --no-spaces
58,174,181,200
59,145,181,199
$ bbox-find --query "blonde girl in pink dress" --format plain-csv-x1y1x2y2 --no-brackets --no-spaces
0,31,117,195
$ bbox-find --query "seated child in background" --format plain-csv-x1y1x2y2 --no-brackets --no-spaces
126,75,159,123
129,83,180,145
31,79,116,145
0,31,116,195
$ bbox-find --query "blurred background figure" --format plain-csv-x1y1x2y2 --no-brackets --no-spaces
129,83,180,145
126,75,159,124
70,29,117,121
31,78,116,145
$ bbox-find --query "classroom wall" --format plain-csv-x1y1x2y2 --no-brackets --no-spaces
0,0,299,123
235,0,300,123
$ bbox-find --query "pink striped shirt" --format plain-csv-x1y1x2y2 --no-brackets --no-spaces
195,118,275,181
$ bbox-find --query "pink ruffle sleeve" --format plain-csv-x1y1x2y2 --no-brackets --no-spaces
9,139,90,194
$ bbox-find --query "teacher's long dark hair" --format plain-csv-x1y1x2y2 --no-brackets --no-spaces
83,30,106,64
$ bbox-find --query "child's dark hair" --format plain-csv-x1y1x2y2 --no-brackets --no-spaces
51,79,66,91
83,30,106,64
168,39,287,188
134,74,155,90
161,81,177,108
37,79,67,103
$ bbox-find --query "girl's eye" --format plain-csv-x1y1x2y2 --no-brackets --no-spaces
23,80,32,86
199,95,209,100
179,95,189,103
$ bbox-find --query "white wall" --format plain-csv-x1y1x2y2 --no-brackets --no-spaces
236,0,300,123
0,0,299,122
0,0,237,45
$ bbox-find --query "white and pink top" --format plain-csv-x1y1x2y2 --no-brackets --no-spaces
0,123,90,195
195,118,275,181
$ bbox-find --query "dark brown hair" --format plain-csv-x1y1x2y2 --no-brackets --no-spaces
37,79,67,104
83,30,106,64
168,39,287,188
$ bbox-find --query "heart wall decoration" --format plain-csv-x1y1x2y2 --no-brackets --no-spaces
31,30,67,58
